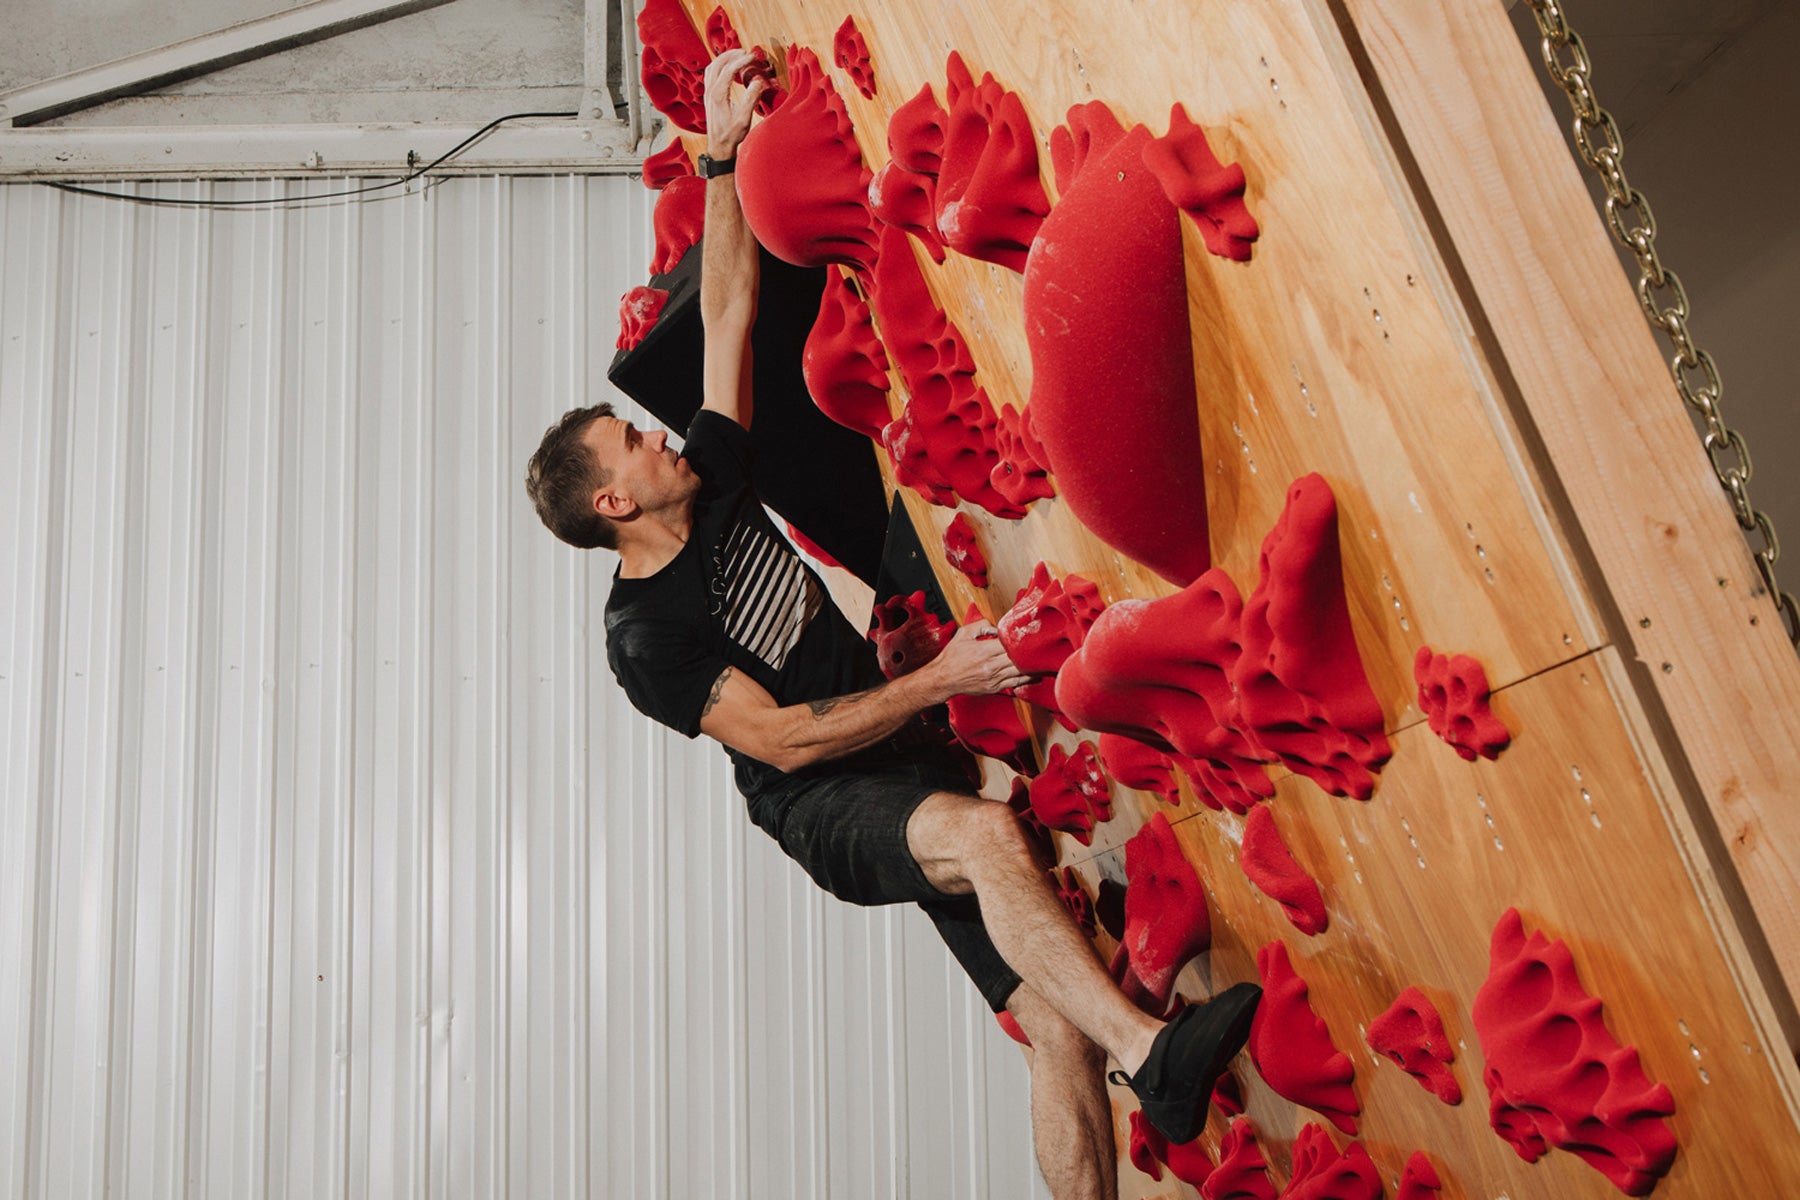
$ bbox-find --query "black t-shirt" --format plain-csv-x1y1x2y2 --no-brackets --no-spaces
604,409,887,799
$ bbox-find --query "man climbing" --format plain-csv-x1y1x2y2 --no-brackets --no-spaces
524,47,1259,1199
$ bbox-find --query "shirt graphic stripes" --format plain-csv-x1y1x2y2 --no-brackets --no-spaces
715,519,823,672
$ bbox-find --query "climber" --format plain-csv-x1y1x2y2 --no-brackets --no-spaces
524,47,1258,1199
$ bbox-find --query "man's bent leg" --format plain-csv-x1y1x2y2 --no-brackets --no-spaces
1008,984,1118,1200
906,791,1162,1076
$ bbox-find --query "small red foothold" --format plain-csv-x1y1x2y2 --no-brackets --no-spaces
616,286,669,350
1142,103,1260,262
1240,805,1328,936
832,16,877,99
1247,941,1358,1134
1366,986,1461,1105
1414,645,1512,761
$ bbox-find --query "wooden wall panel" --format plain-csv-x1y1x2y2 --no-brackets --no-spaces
667,0,1800,1193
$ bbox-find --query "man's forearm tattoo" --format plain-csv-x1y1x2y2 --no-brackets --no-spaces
702,668,732,718
806,685,879,719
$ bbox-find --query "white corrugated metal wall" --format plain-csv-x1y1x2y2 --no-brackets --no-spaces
0,176,1047,1200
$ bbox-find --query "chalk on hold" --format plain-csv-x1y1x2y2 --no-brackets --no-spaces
1028,740,1111,846
934,52,1050,272
1201,1117,1276,1200
1097,733,1182,808
802,268,892,441
638,0,710,133
1366,986,1461,1105
1143,104,1260,262
1024,104,1212,586
998,562,1104,676
1111,812,1211,1012
1472,908,1677,1196
641,140,694,190
868,162,947,263
943,513,989,587
1414,646,1513,761
868,591,953,679
1396,1152,1444,1200
832,16,877,98
1054,573,1274,815
1240,804,1328,936
736,46,878,270
1232,474,1392,800
1280,1123,1381,1200
1247,941,1359,1134
616,286,669,351
650,174,706,275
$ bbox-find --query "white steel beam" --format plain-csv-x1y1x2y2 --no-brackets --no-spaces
0,120,643,179
0,0,463,127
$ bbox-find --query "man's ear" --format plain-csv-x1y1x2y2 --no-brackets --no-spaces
594,485,636,521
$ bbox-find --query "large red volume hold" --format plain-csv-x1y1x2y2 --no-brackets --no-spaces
832,16,877,98
802,268,892,441
1202,1118,1277,1200
1414,646,1513,761
946,691,1032,771
1023,104,1211,587
1055,572,1274,815
641,140,694,190
1472,908,1678,1195
1232,475,1392,800
1366,987,1462,1105
1278,1125,1381,1200
1143,104,1261,262
1396,1152,1443,1200
943,513,989,587
638,0,710,133
616,286,669,350
650,174,706,274
1240,804,1328,936
1248,941,1359,1134
1027,740,1111,846
934,53,1050,272
869,592,954,679
1097,733,1182,807
1111,812,1211,1010
736,46,878,270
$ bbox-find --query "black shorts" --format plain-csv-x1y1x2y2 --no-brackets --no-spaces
748,750,1023,1014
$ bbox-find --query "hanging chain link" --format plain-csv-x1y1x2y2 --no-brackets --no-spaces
1522,0,1800,646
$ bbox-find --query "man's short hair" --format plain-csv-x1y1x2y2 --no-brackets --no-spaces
525,402,618,549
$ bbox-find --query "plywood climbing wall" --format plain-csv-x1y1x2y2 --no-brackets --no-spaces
633,0,1800,1194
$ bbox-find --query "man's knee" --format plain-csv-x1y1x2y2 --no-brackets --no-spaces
908,792,1031,893
1009,988,1106,1069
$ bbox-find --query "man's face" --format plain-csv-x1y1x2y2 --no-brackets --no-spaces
581,414,698,522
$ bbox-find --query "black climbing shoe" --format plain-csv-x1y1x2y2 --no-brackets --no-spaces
1109,981,1262,1144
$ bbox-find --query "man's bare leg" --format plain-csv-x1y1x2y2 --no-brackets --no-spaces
907,791,1163,1075
1007,984,1118,1200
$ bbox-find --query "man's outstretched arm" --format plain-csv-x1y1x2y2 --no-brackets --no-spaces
698,623,1032,773
699,48,766,432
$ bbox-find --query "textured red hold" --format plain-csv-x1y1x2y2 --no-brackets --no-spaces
1395,1152,1444,1200
868,592,953,680
989,402,1056,507
616,286,669,351
637,0,710,133
933,52,1050,272
1232,474,1391,799
832,16,877,98
1111,812,1211,1012
998,562,1105,676
1414,646,1512,761
736,46,877,270
1247,941,1359,1134
946,688,1032,772
1129,1109,1214,1185
943,513,989,587
1278,1123,1381,1200
1240,804,1328,936
641,140,694,190
1025,102,1210,586
1366,986,1461,1105
650,174,706,275
1472,908,1677,1196
1028,740,1112,846
802,268,892,441
1097,733,1182,808
1055,867,1097,937
1201,1117,1276,1200
1142,103,1260,262
868,162,947,263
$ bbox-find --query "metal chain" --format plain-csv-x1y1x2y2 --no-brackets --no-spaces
1522,0,1800,646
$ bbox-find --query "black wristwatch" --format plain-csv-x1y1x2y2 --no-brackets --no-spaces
696,153,737,178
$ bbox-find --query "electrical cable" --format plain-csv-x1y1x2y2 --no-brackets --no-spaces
41,109,581,210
